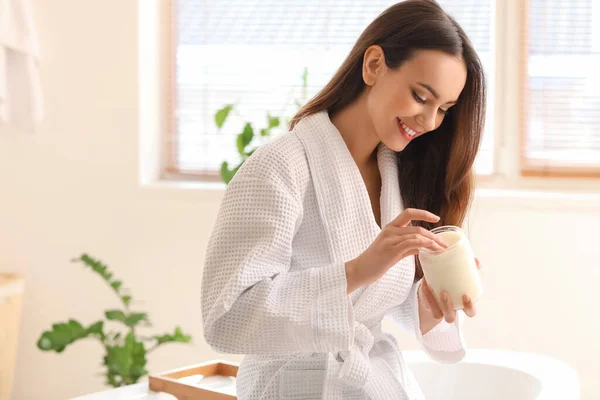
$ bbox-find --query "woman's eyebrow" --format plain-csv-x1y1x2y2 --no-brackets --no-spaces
418,82,457,104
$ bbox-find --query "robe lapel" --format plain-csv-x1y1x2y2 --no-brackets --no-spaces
353,141,416,317
294,111,415,320
294,111,379,264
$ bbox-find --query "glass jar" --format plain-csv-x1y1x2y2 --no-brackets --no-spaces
418,226,483,310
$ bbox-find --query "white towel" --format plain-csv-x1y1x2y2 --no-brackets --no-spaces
0,0,44,131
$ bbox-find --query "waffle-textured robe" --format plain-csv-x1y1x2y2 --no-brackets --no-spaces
201,111,466,399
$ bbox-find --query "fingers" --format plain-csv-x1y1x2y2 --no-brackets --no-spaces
391,208,440,228
388,226,447,250
421,280,444,320
462,294,477,317
394,237,442,255
440,292,457,323
424,283,478,322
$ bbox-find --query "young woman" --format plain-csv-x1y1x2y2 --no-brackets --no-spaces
201,1,486,398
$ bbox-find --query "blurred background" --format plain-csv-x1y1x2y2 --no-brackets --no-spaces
0,0,599,399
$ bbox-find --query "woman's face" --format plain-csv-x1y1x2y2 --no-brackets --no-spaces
363,47,467,152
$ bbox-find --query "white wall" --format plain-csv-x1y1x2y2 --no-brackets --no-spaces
1,1,599,399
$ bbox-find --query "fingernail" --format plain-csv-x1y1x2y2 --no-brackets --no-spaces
442,292,448,301
463,295,470,303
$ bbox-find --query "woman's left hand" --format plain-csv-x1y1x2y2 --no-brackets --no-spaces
419,257,482,324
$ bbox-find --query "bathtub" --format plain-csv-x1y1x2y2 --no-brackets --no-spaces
73,350,580,400
404,349,580,400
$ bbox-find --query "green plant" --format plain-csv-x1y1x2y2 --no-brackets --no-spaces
216,67,309,184
36,254,192,388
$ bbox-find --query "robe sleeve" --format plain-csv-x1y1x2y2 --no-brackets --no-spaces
386,280,466,363
201,174,355,356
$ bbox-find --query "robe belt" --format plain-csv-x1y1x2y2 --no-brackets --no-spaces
334,321,412,399
335,321,377,389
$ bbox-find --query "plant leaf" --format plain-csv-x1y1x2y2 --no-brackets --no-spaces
111,280,122,291
125,312,150,328
236,134,246,156
74,254,111,280
37,319,103,352
105,310,149,328
236,123,254,155
215,104,234,129
103,332,148,387
73,254,133,308
220,161,236,184
121,295,132,307
105,310,127,323
268,115,280,129
87,321,105,340
260,128,269,137
242,123,254,143
153,326,192,346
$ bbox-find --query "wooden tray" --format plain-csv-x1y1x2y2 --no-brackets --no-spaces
149,359,239,399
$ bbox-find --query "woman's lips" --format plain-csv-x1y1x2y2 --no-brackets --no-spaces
397,118,420,141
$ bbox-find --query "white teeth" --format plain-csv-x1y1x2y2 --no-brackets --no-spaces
401,121,416,136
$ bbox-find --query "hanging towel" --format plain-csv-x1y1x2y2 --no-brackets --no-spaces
0,0,44,131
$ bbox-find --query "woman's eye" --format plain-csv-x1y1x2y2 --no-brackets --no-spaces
413,90,450,116
412,91,425,104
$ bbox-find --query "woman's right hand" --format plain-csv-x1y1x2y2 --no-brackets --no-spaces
345,208,446,294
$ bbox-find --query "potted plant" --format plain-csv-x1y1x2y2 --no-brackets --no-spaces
36,254,192,388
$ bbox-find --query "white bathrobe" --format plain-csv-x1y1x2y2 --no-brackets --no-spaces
201,111,466,400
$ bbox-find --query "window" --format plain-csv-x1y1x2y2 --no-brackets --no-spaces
522,0,600,176
167,0,496,180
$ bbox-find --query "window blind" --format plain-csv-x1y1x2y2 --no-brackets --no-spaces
170,0,496,178
523,0,600,175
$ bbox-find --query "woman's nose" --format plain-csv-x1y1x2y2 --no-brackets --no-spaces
415,110,437,133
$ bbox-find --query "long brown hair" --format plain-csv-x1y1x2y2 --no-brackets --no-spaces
290,0,486,280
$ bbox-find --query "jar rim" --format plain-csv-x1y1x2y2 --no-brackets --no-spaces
419,225,465,255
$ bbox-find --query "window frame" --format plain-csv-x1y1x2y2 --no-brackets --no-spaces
518,0,600,178
160,0,600,188
163,0,223,182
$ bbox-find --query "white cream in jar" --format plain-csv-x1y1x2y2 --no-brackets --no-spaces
418,226,483,310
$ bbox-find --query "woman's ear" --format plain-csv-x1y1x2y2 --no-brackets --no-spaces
362,45,385,86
